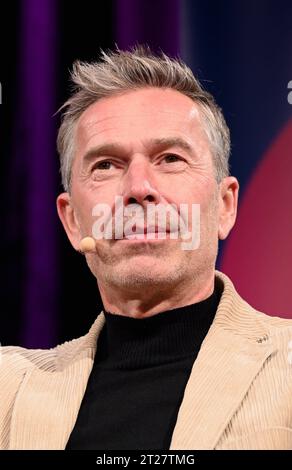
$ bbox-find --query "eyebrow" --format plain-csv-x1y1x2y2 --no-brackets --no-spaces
81,137,194,168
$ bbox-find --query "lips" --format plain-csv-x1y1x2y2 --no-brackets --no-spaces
120,224,174,241
127,225,170,235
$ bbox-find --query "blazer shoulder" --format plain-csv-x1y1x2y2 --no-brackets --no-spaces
0,344,58,375
252,309,292,354
215,270,292,345
254,308,292,330
0,312,105,374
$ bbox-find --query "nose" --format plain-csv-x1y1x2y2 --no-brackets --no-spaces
121,157,161,208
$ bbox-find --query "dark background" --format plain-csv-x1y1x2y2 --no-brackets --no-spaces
0,0,291,348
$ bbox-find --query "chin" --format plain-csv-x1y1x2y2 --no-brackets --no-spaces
105,262,183,290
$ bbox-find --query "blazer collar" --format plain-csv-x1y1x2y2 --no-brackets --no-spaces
170,271,275,449
9,315,106,449
10,271,275,449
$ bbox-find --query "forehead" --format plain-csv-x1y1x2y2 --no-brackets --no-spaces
75,88,206,151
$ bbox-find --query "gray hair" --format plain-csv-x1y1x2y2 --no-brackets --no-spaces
57,45,230,192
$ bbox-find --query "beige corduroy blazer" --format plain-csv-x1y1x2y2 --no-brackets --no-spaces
0,271,292,450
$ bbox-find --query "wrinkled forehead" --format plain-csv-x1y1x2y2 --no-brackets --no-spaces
75,88,207,153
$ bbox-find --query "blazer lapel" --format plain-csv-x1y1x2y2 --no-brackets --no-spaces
169,326,275,450
9,314,105,449
170,271,276,450
7,271,277,450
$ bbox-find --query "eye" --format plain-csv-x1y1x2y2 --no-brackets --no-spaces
92,160,113,170
163,154,183,163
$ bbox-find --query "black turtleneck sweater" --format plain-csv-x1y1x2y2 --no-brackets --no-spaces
66,281,222,450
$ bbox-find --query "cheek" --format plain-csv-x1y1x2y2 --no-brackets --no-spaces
78,208,94,236
71,191,96,235
177,187,211,215
188,189,219,233
74,187,119,237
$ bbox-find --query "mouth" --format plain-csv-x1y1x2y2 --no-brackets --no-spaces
128,225,169,234
119,225,175,242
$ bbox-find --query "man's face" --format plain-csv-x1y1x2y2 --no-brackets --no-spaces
59,88,232,292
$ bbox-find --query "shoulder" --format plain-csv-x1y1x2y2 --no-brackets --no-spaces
253,310,292,357
215,270,292,344
0,312,105,375
254,308,292,329
0,345,58,375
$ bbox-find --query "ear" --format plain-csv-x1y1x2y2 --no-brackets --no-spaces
218,176,239,240
56,192,81,251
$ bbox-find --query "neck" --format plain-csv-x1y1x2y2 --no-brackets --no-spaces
98,269,215,319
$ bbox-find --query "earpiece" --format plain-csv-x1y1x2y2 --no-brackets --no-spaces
79,237,96,254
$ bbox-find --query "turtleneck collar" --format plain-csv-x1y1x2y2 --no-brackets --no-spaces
98,279,222,370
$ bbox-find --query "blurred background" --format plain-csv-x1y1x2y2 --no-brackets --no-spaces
0,0,291,348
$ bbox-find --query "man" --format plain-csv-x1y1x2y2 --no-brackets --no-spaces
0,46,291,450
